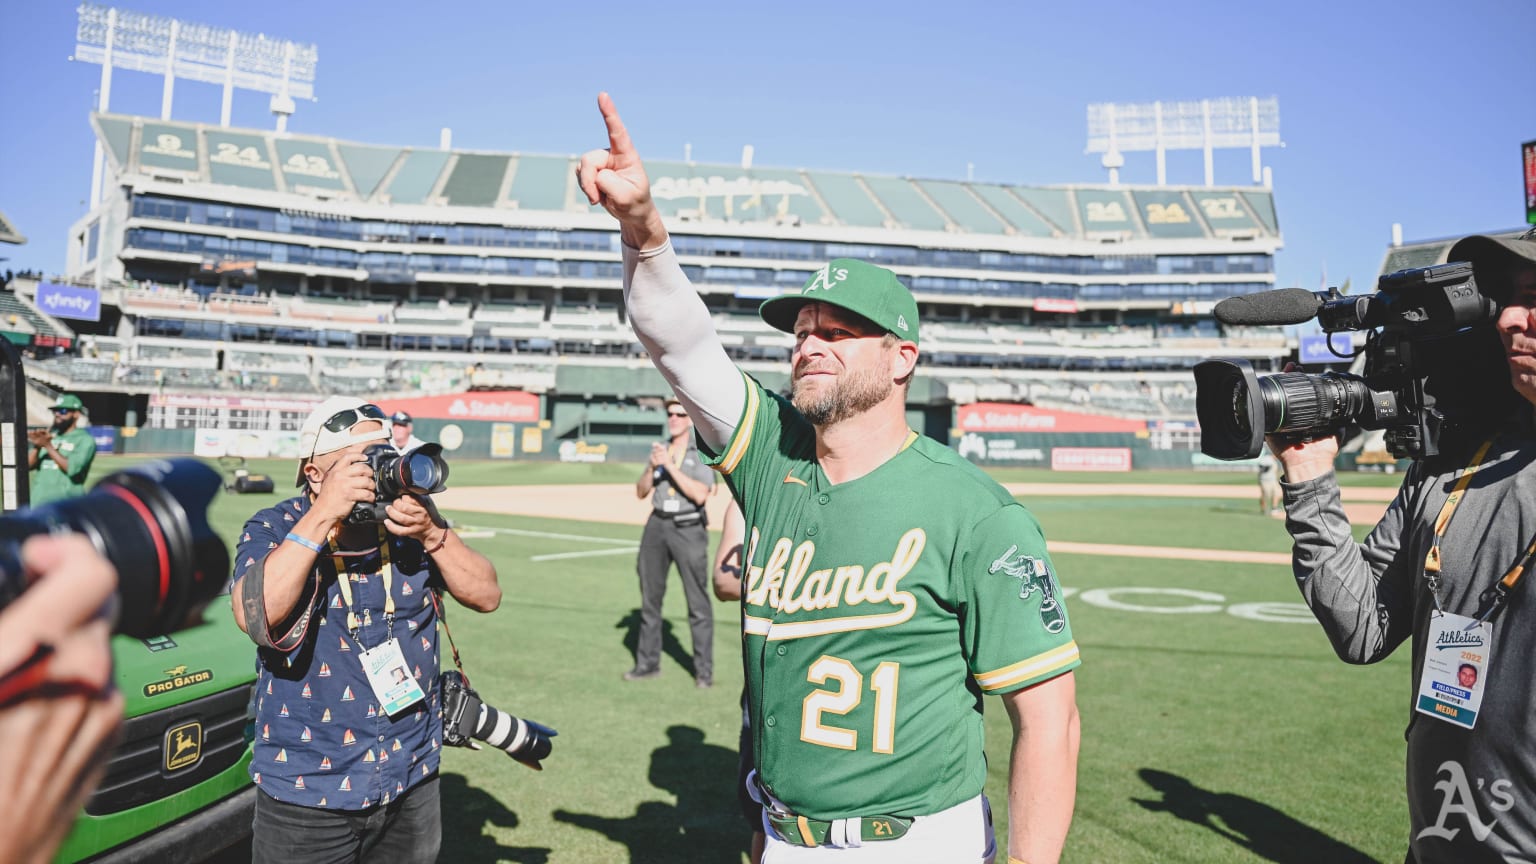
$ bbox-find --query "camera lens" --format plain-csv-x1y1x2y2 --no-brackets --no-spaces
0,459,229,638
400,448,447,494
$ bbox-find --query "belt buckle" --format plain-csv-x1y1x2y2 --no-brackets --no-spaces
767,813,825,848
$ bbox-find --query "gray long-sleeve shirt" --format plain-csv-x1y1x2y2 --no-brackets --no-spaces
1283,417,1536,863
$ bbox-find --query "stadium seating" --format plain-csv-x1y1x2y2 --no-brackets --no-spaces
51,112,1307,425
0,290,73,339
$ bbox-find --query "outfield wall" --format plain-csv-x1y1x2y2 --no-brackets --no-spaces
121,392,1387,472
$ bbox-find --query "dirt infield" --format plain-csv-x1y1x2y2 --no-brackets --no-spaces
434,481,1397,566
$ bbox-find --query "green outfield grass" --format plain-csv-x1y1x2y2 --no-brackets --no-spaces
92,456,1413,862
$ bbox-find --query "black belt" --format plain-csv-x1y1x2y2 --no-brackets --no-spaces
652,511,703,524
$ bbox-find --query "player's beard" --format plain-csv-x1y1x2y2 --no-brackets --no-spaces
792,360,892,427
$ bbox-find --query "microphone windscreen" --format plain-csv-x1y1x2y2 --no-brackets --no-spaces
1214,288,1323,326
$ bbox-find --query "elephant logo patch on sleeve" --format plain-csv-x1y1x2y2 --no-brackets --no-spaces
988,544,1067,634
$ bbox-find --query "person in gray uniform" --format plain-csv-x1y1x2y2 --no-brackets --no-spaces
626,396,716,687
1272,228,1536,863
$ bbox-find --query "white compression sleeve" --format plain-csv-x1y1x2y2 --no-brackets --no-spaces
622,241,746,454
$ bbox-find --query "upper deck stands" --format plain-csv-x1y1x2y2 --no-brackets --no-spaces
98,113,1279,252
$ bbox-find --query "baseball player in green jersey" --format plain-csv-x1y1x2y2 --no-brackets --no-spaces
28,394,96,505
579,93,1080,864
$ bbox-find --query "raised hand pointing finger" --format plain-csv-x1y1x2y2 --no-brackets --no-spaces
577,91,668,250
599,91,635,164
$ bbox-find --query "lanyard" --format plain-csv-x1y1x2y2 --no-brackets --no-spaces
1474,534,1536,624
329,524,395,642
1422,439,1495,609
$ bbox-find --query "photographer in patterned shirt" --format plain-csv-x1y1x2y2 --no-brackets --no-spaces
230,396,499,864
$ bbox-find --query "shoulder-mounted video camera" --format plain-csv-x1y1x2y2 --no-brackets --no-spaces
1195,261,1518,461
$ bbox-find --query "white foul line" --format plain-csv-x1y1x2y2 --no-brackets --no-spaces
466,527,639,545
530,547,640,562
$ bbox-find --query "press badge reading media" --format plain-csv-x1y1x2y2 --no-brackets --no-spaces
360,638,426,716
1415,611,1491,730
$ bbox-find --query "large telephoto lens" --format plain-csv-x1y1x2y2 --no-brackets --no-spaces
0,459,229,638
1194,359,1399,460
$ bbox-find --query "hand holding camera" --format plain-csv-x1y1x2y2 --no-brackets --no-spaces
383,493,445,546
310,454,376,528
0,537,123,864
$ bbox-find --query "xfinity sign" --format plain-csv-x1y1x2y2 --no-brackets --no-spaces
35,283,101,322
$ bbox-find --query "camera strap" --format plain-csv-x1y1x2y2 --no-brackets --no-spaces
430,588,467,679
1472,535,1536,624
330,524,397,643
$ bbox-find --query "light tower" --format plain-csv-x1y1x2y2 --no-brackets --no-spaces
1087,97,1282,187
72,4,319,202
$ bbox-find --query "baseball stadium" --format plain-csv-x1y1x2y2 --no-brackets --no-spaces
4,6,1533,864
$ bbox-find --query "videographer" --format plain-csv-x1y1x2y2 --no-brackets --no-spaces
0,536,122,864
1271,229,1536,862
229,396,500,864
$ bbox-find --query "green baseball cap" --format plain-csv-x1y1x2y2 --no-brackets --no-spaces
51,394,84,411
759,259,920,346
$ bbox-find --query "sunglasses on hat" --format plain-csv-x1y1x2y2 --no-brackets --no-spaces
323,404,387,432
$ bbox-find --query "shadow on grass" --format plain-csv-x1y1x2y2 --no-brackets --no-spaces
439,772,553,863
1133,768,1376,864
617,608,697,676
555,725,748,864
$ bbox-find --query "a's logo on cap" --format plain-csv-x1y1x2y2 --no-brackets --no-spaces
804,265,850,294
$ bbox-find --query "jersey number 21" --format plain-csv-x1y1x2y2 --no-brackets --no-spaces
801,655,899,754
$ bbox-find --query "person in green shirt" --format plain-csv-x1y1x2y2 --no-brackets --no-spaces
28,394,96,504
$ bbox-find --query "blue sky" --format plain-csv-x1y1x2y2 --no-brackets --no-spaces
1,0,1531,294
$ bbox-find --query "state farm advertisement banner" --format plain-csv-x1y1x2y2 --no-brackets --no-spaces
378,391,540,423
957,402,1147,434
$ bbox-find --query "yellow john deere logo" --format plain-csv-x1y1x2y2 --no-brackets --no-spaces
164,721,203,771
144,666,213,697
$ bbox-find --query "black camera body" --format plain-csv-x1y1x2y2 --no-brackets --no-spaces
440,669,556,770
1196,262,1517,461
345,442,449,524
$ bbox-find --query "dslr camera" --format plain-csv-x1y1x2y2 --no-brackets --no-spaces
440,670,557,770
1195,262,1518,461
344,443,450,525
0,459,230,639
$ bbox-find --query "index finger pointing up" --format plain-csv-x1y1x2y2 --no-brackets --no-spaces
598,91,633,156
